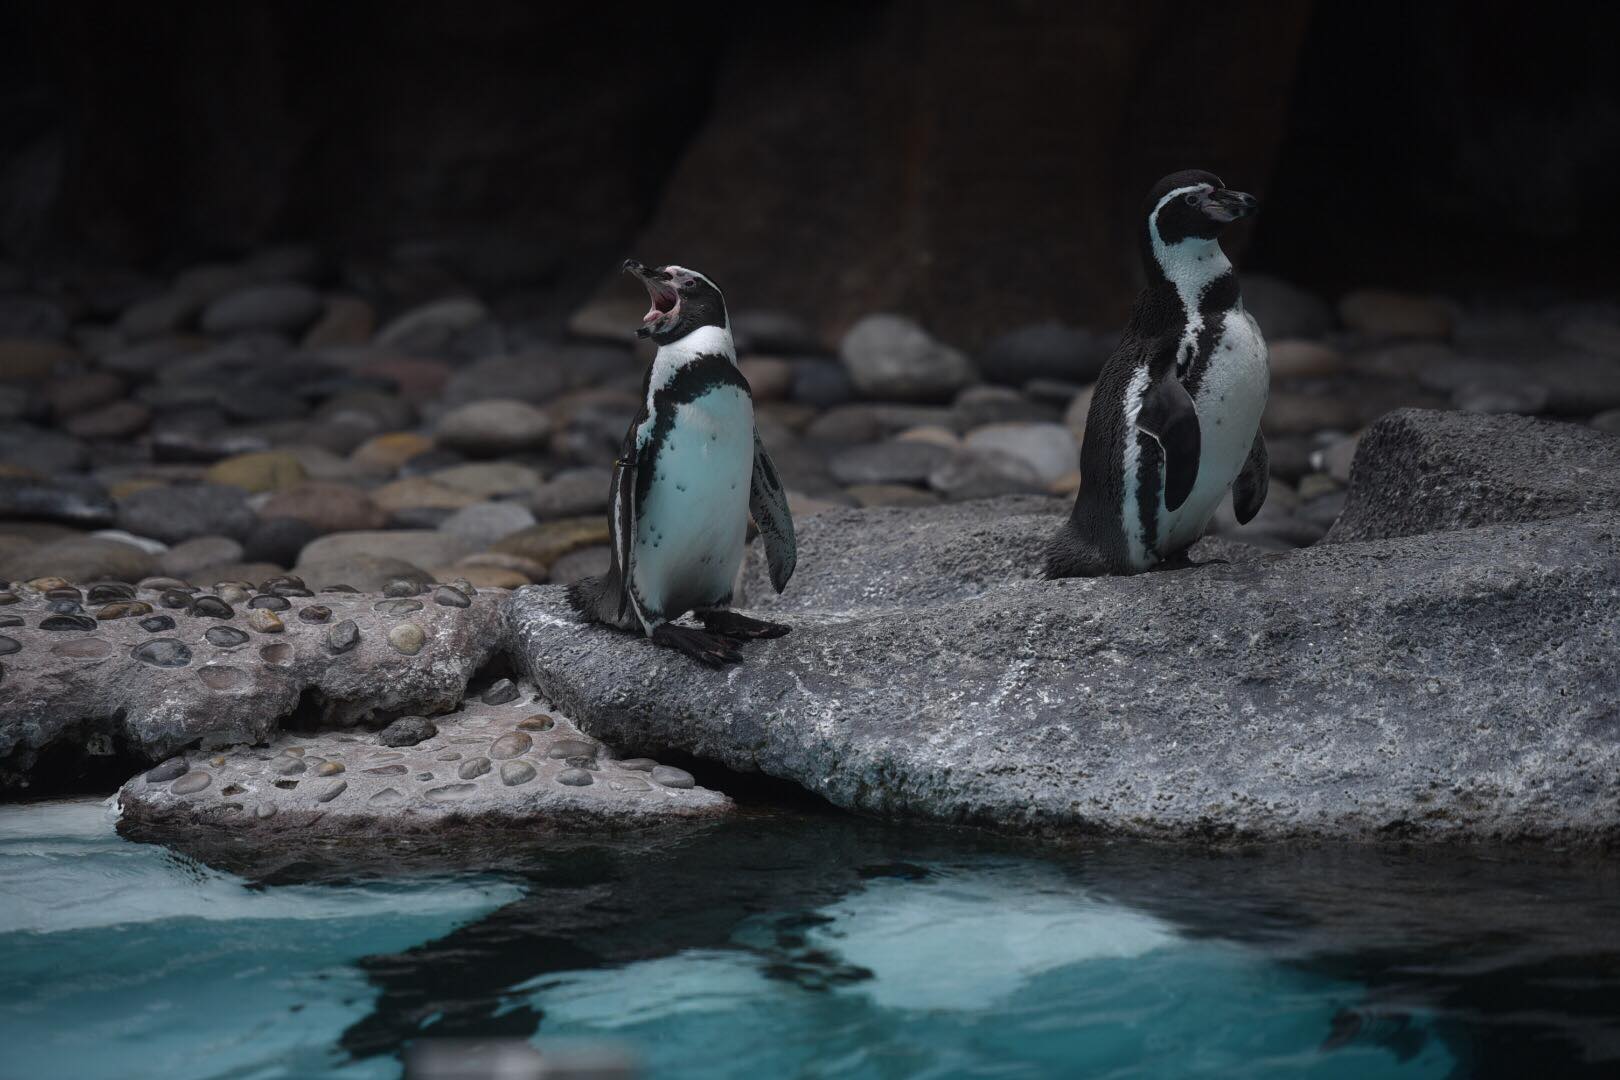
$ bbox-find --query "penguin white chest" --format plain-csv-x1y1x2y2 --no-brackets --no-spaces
1159,310,1269,551
633,386,754,617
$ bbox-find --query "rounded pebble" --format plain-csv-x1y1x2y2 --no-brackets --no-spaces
247,594,291,611
48,600,84,615
326,619,360,653
145,758,188,783
139,614,176,633
170,771,212,795
373,598,423,616
650,765,696,789
260,642,294,665
556,768,593,787
617,758,657,772
160,589,193,609
0,615,21,627
0,636,17,656
433,586,471,608
189,596,234,619
132,639,192,667
547,739,599,760
458,756,492,780
316,780,348,803
297,605,332,623
517,714,556,731
206,626,250,647
217,585,250,605
387,622,425,655
481,678,519,705
369,788,406,806
96,600,153,620
52,638,112,659
383,579,422,597
255,803,277,819
365,763,409,776
377,715,436,747
315,761,345,776
274,757,307,775
489,732,532,759
610,777,652,792
425,783,476,802
87,583,136,603
500,760,537,786
40,614,97,631
248,609,284,633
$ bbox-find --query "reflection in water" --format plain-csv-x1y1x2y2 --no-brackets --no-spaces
3,798,1618,1079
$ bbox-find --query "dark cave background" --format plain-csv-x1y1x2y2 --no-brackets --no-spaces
2,0,1616,346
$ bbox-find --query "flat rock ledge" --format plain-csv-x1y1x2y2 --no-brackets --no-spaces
0,580,504,791
511,411,1620,843
118,683,729,835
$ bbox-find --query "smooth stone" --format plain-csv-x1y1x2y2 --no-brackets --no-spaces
0,636,17,656
366,764,410,776
2,537,157,585
963,422,1079,486
139,615,176,632
205,626,250,647
247,594,291,610
517,714,556,732
52,638,113,659
161,590,194,608
116,483,257,545
200,283,322,336
273,757,306,776
375,296,488,352
258,482,388,534
48,599,84,615
438,500,537,547
500,760,537,787
489,518,610,569
316,779,348,803
1240,274,1334,339
188,595,234,619
610,777,653,793
650,765,696,789
556,768,593,787
373,598,424,616
975,321,1111,385
617,758,658,772
0,615,21,627
458,757,493,780
383,578,424,597
197,665,250,691
367,788,406,806
433,585,471,608
259,643,294,665
828,440,956,486
204,451,308,494
85,582,136,603
526,468,611,520
435,400,553,457
387,622,425,655
377,715,437,747
145,758,189,783
0,475,116,528
429,462,544,499
424,783,477,803
247,608,285,633
39,614,97,631
489,731,532,759
315,761,345,776
547,739,598,760
217,585,250,605
297,605,332,623
927,449,1047,500
840,314,978,402
96,600,153,620
326,619,360,653
132,638,192,667
170,771,212,795
481,678,519,705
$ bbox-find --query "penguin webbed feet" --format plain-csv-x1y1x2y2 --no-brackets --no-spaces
651,623,746,668
698,609,792,640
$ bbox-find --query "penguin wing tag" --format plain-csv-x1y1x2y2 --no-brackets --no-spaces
1232,430,1269,525
610,453,638,621
749,431,797,593
1137,376,1202,512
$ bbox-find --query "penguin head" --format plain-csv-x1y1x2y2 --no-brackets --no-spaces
1144,170,1258,248
623,260,728,345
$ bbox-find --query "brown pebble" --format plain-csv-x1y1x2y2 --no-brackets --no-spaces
518,714,557,732
489,732,532,759
316,780,348,802
248,609,284,634
316,761,345,776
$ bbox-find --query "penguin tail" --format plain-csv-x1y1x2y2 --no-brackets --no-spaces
565,569,637,630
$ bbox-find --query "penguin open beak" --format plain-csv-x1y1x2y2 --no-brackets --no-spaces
623,259,680,339
1204,189,1259,223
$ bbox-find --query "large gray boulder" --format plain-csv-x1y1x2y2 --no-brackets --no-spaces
1327,409,1620,542
0,583,505,793
510,410,1620,842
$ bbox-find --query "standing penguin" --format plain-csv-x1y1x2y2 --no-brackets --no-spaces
567,260,797,666
1046,170,1269,577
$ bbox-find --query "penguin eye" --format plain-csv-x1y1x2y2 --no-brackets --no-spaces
1183,193,1200,206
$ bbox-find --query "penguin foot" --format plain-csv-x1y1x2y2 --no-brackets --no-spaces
697,609,792,640
651,624,745,668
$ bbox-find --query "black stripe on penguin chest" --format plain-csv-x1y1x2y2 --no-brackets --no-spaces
1180,272,1241,399
636,353,752,508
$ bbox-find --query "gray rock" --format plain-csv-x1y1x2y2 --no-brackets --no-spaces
545,546,610,585
158,536,246,579
200,283,322,336
950,385,1062,429
512,496,1620,842
482,678,519,705
116,484,256,545
0,476,116,527
975,321,1112,386
1326,409,1620,543
962,423,1078,486
927,448,1048,501
840,314,978,402
435,400,553,457
144,757,189,783
1592,409,1620,436
790,360,855,408
828,440,956,486
379,715,438,747
0,537,158,584
118,684,728,834
2,585,505,792
527,468,610,520
439,501,536,547
1239,274,1334,339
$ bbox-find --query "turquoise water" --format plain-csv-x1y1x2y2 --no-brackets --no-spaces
2,798,1616,1080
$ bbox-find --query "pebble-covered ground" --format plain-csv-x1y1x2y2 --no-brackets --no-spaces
2,250,1618,594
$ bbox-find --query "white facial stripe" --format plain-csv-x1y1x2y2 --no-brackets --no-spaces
1119,365,1152,567
1148,184,1233,376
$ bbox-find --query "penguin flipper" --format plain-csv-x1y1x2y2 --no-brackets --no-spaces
1137,376,1202,512
1232,429,1269,525
748,431,797,593
610,452,639,623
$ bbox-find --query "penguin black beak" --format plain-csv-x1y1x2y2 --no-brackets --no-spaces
624,258,680,338
1205,189,1258,223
